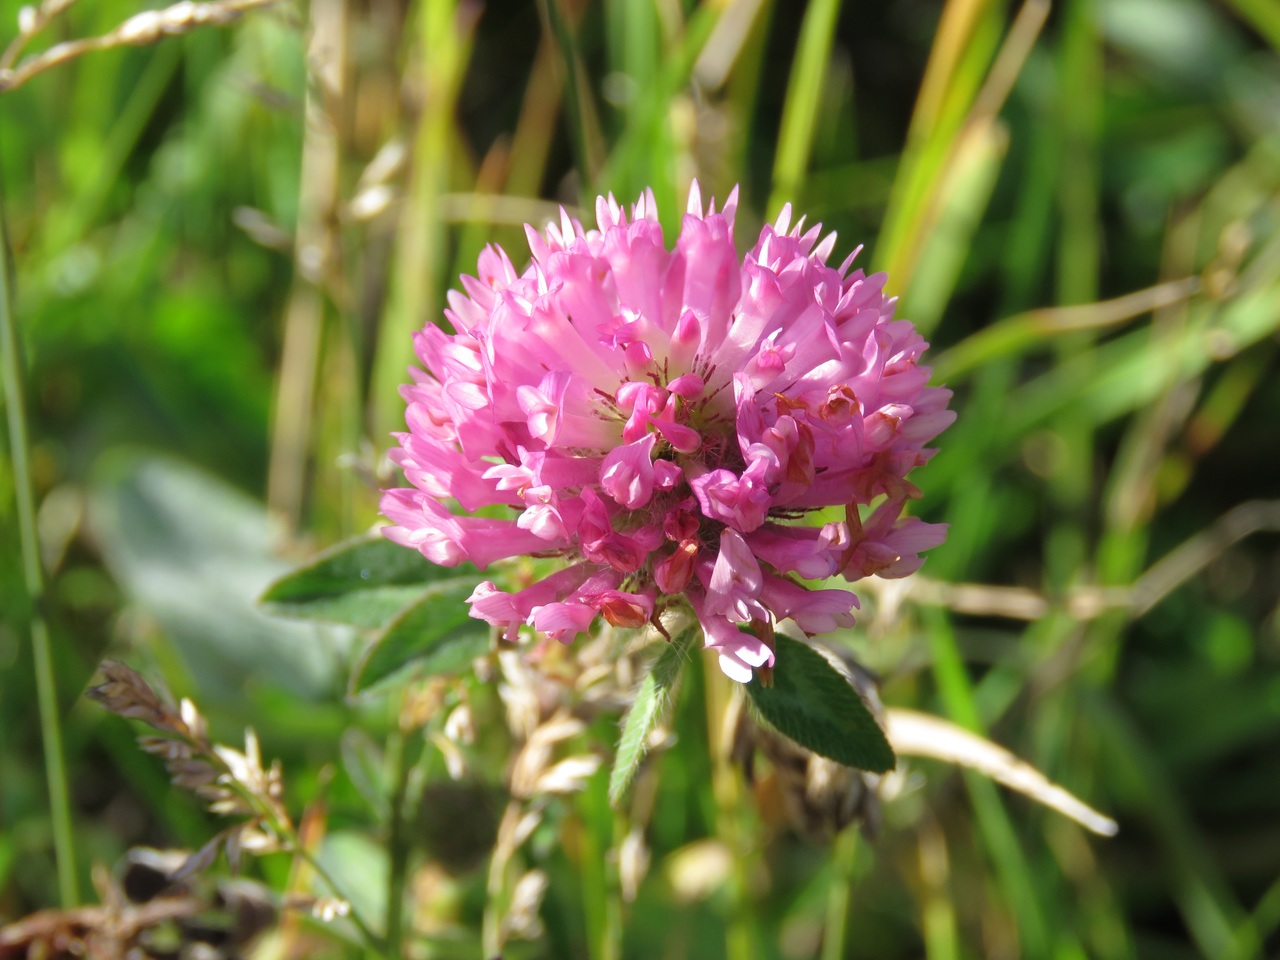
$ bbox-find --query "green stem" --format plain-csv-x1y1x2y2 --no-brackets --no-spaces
381,727,417,957
604,808,626,960
769,0,843,213
580,787,624,960
820,827,860,960
0,174,79,907
537,0,601,198
703,663,755,960
295,845,387,953
482,799,523,959
388,712,444,958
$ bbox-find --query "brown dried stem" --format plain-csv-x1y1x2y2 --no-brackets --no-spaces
0,0,281,94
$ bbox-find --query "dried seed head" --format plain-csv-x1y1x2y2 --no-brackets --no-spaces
617,828,650,904
501,870,548,941
87,660,293,838
86,660,175,730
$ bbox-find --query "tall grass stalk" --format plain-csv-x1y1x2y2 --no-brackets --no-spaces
577,783,624,960
383,727,413,960
874,0,1000,282
537,0,603,201
924,609,1050,955
918,820,959,960
0,198,79,906
768,0,842,215
267,0,345,528
373,0,473,439
819,826,859,960
703,665,756,960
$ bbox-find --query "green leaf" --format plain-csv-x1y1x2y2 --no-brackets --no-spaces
340,728,390,821
609,627,696,808
260,534,475,629
746,633,895,773
350,581,491,694
90,453,342,699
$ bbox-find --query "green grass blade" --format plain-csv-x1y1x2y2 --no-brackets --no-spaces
373,0,476,439
538,0,605,199
0,186,79,906
769,0,843,213
875,0,1002,281
923,609,1050,956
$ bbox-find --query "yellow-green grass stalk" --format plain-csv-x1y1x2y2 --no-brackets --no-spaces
373,0,475,439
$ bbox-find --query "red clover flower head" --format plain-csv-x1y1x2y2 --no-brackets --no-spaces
381,184,955,682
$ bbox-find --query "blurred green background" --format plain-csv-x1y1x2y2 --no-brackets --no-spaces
2,0,1279,956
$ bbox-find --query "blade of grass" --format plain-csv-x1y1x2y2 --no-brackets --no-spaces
505,31,564,200
1224,871,1280,960
993,275,1280,453
914,353,1018,581
768,0,842,214
604,0,658,133
1091,691,1246,958
919,819,960,960
0,184,79,906
599,2,720,207
579,771,624,960
385,716,433,960
693,0,770,94
997,91,1057,315
537,0,604,200
819,825,860,960
373,0,476,439
704,660,761,960
1047,0,1103,590
874,0,1001,280
897,119,1007,334
923,608,1050,957
43,39,183,253
877,0,1047,294
933,278,1200,383
1054,0,1102,308
1093,204,1202,641
266,0,346,529
707,0,774,201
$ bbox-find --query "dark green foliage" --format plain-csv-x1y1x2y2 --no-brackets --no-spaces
350,583,491,693
745,633,895,773
260,534,470,630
